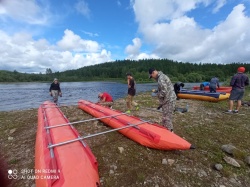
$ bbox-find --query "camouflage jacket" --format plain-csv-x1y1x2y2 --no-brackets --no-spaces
156,71,176,104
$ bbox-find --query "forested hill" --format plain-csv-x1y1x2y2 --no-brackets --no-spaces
1,59,250,82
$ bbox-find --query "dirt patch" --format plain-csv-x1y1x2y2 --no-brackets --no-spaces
0,91,250,187
0,109,37,187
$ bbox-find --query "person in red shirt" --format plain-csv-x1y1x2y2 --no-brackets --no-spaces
98,92,113,108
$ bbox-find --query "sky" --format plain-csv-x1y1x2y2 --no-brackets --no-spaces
0,0,250,73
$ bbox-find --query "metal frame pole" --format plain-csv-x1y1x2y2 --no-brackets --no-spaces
45,113,126,129
48,120,149,149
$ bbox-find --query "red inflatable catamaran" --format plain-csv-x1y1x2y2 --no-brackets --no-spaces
192,86,232,93
78,100,194,150
35,101,100,187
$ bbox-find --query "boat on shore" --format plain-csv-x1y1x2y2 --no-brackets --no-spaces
177,89,230,102
192,86,232,93
35,101,100,187
78,100,194,150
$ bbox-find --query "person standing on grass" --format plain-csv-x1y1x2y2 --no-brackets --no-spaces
126,73,139,113
225,67,249,114
209,76,220,92
149,68,176,132
49,78,62,104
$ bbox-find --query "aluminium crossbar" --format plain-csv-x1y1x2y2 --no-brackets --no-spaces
45,113,126,129
48,120,149,149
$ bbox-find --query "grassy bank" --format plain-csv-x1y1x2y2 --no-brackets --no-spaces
0,90,250,187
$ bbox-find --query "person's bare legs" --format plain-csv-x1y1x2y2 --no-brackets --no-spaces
236,100,241,111
126,95,132,111
229,100,234,111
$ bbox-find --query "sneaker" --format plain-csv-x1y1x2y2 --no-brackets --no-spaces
224,110,233,114
233,110,238,114
126,110,131,114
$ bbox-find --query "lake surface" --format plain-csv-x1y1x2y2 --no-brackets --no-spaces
0,82,198,111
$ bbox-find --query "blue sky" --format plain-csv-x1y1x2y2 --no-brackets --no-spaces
0,0,250,73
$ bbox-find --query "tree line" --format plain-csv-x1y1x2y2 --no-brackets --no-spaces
1,59,249,83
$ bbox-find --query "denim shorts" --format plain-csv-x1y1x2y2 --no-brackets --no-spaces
229,89,244,100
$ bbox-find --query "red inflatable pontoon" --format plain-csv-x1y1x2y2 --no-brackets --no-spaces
78,100,194,150
192,86,232,93
35,101,100,187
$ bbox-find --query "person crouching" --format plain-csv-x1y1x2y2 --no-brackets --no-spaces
98,92,114,108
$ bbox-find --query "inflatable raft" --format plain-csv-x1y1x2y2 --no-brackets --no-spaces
35,101,100,187
177,90,230,102
192,86,232,93
78,100,194,150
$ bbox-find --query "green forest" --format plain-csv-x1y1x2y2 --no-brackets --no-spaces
1,59,250,83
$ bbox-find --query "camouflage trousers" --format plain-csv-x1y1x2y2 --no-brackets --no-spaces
162,100,176,131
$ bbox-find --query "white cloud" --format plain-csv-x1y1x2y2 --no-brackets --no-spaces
125,38,141,56
131,0,212,26
117,1,122,7
0,0,50,25
0,29,112,73
125,37,160,60
1,0,249,75
82,30,99,37
74,0,90,18
57,29,100,52
129,1,250,64
128,52,160,60
212,0,227,13
0,0,112,73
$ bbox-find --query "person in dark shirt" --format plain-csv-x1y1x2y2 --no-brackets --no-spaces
209,77,219,92
49,78,62,104
173,82,184,99
126,73,139,113
225,67,249,114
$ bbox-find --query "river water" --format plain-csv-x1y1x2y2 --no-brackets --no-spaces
0,82,198,111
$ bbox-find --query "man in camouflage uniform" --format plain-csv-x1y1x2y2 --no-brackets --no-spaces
149,68,176,132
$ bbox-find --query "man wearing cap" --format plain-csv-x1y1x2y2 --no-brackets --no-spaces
149,68,176,132
225,67,249,114
126,73,139,113
49,78,62,104
97,92,113,108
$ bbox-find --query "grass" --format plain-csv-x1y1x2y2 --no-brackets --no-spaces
0,89,250,186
